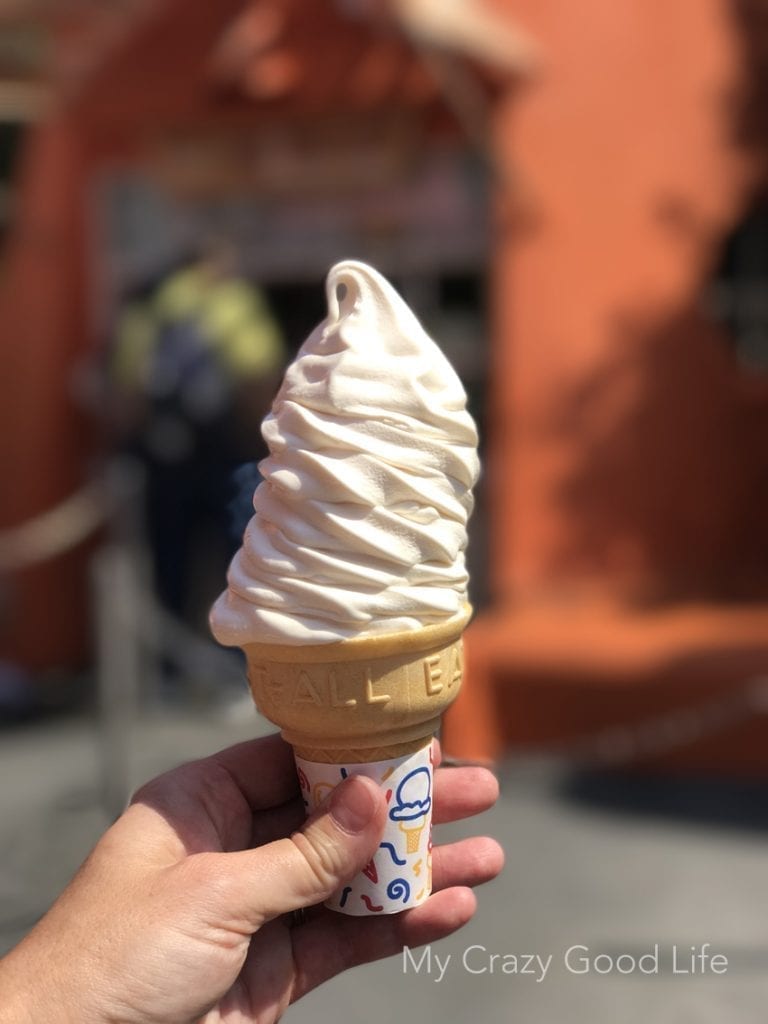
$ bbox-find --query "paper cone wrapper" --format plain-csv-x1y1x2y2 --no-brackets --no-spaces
242,607,470,914
296,741,434,914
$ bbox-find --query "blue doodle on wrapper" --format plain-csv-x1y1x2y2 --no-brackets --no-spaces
388,767,431,822
387,878,411,903
297,751,433,914
379,841,407,866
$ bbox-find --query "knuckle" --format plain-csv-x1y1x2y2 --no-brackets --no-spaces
290,828,347,897
129,764,193,806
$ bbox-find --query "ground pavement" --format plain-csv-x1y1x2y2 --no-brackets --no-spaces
1,704,767,1023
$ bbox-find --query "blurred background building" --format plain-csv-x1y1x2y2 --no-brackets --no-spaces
1,0,768,770
0,0,518,707
5,4,768,1022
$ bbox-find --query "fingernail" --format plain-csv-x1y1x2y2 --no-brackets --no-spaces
330,775,377,834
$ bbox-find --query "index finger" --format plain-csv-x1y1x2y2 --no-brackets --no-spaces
210,731,299,810
433,764,499,824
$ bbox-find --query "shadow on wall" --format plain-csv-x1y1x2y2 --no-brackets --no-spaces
548,303,768,604
730,0,768,168
542,0,768,606
560,768,768,834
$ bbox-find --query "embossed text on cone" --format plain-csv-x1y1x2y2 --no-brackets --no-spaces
243,607,470,761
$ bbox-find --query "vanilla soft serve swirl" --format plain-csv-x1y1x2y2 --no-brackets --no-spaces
210,260,479,645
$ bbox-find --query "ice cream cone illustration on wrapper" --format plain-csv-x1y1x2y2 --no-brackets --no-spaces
400,822,425,855
391,766,431,853
210,260,479,916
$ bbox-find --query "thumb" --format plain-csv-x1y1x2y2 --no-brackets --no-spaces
212,774,386,927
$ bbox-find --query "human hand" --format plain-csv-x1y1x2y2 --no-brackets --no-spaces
0,733,502,1024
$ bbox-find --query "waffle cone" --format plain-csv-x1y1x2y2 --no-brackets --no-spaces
243,606,471,763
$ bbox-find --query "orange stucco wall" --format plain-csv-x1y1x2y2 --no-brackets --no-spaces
442,0,768,765
487,0,765,608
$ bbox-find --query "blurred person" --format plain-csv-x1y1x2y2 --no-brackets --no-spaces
0,660,34,722
109,242,286,634
0,733,503,1023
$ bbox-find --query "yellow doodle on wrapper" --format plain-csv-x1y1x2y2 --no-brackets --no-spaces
399,819,426,854
312,781,334,807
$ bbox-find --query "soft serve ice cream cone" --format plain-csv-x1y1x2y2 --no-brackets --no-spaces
210,260,479,914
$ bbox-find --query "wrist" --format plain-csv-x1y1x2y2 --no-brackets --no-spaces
0,936,91,1024
0,946,42,1024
